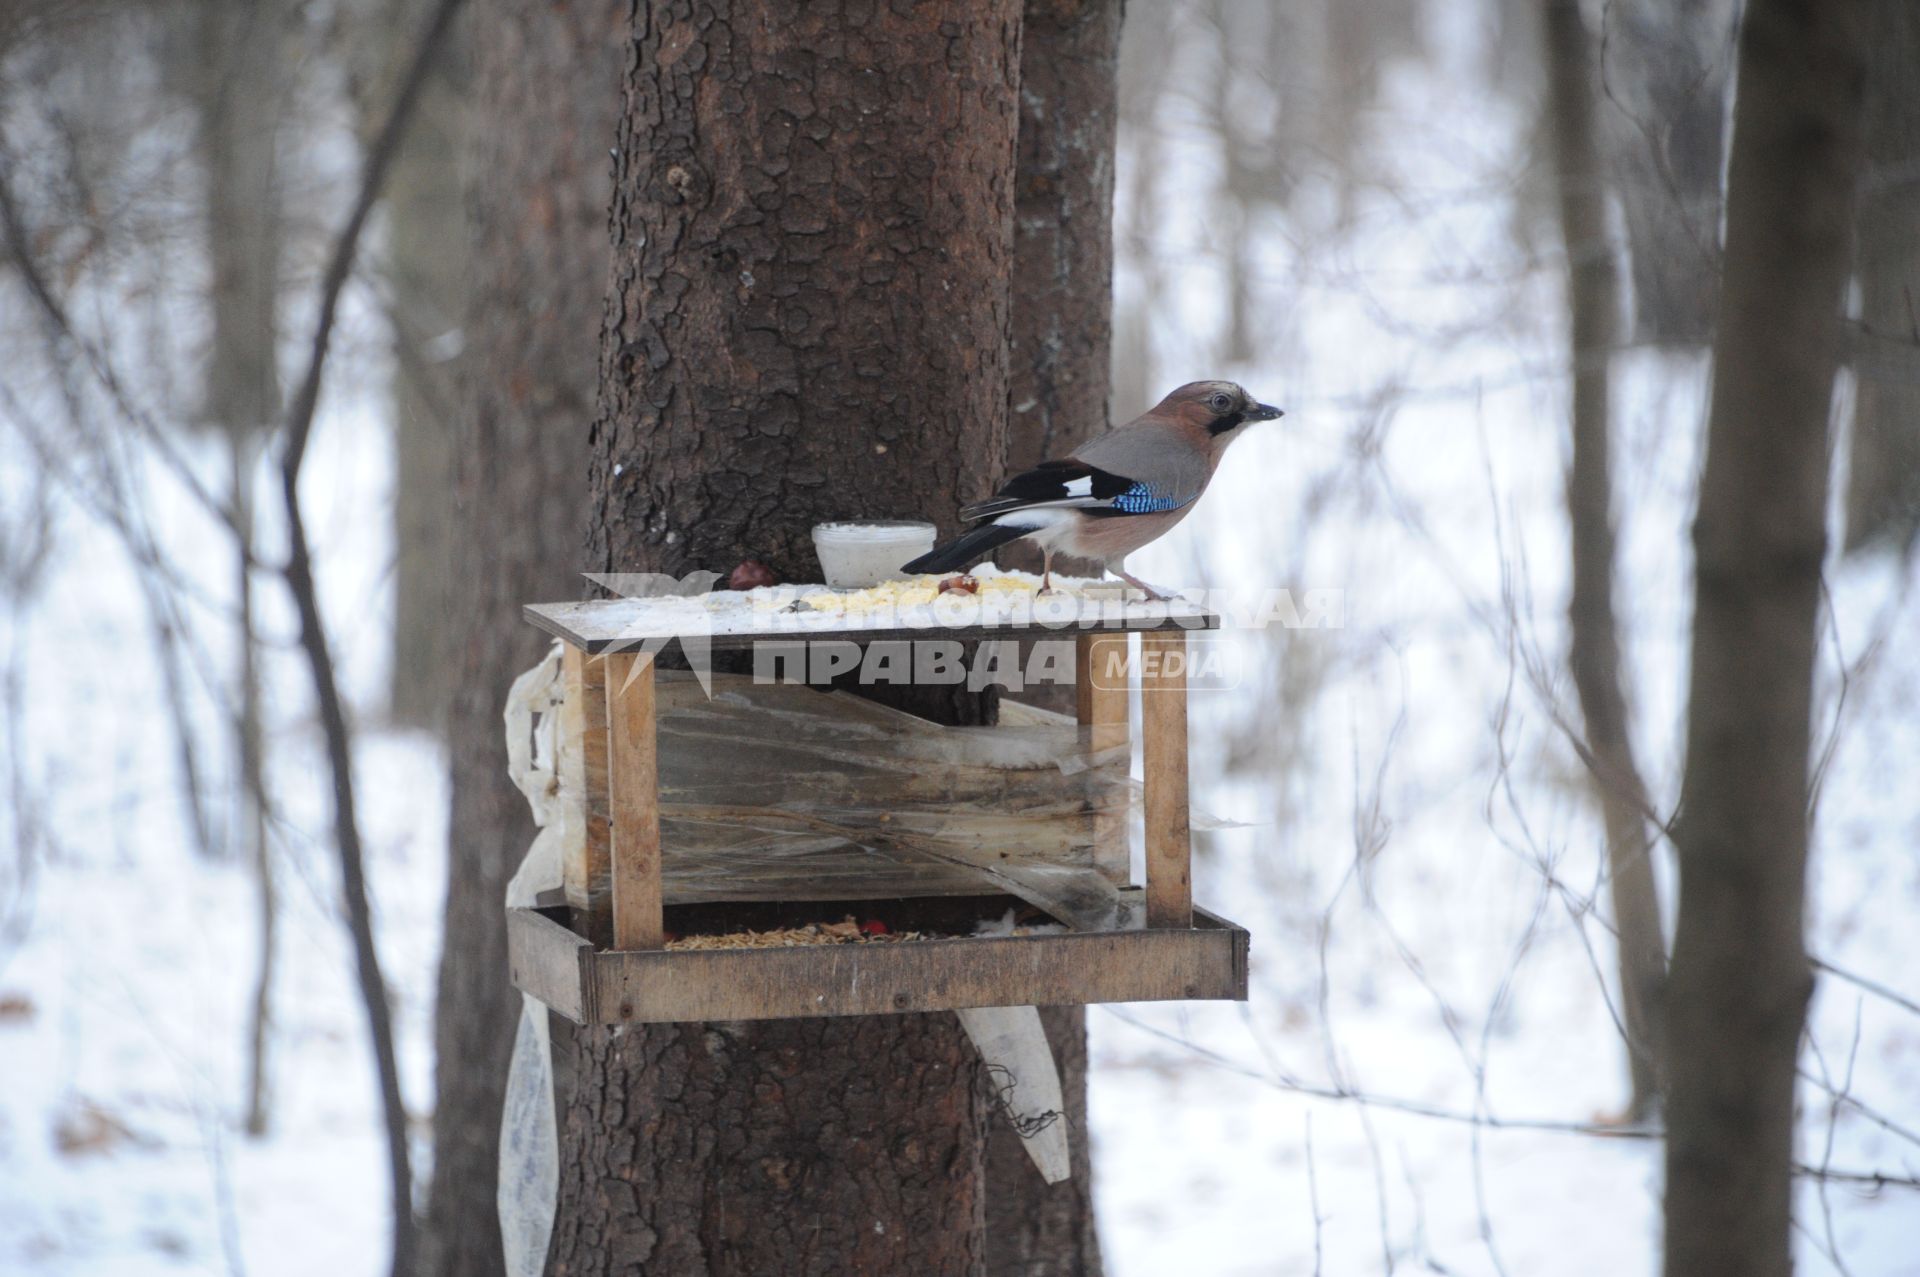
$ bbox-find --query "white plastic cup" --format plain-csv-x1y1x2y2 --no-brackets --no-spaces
811,520,937,589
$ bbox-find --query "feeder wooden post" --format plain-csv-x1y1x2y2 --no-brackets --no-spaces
1075,632,1129,752
1140,629,1192,928
560,644,613,944
1076,632,1131,888
604,650,665,950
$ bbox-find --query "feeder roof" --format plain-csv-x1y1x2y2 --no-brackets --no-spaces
525,570,1219,652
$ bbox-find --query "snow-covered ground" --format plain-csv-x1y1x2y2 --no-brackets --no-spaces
3,4,1920,1276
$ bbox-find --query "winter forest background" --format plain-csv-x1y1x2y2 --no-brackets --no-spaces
2,0,1918,1274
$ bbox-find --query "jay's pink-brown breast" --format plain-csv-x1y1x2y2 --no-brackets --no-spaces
1061,505,1194,565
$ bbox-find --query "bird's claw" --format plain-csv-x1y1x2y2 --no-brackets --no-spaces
1111,570,1176,602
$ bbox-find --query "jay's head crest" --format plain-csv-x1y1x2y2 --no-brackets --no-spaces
1157,380,1285,437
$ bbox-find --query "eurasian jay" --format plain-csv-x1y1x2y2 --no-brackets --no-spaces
902,381,1284,598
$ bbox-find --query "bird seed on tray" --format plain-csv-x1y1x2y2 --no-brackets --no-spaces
664,916,925,950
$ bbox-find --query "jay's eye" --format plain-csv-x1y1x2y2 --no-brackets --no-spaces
1207,391,1234,413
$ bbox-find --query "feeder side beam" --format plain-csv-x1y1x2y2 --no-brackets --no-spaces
1076,632,1132,903
604,651,665,950
1141,630,1192,928
561,644,613,944
506,906,593,1024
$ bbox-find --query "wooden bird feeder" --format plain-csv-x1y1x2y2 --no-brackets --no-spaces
506,589,1250,1024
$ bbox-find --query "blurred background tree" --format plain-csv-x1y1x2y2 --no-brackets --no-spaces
415,2,614,1274
1845,0,1920,559
343,0,470,736
1542,0,1668,1124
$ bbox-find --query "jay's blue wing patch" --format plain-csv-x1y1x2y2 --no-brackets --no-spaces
958,457,1196,523
1108,481,1185,514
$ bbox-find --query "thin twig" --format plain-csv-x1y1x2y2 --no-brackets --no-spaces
1813,957,1920,1019
273,0,466,1271
1304,1114,1324,1277
234,432,276,1137
1805,1003,1863,1277
0,149,241,536
1099,1007,1920,1192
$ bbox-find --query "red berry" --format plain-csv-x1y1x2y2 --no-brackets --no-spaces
728,560,778,590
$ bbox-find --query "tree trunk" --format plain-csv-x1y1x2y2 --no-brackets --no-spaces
985,1006,1103,1277
556,3,1022,1271
552,1015,989,1274
1109,1,1176,419
1599,0,1731,347
1843,0,1920,558
986,3,1119,1272
1664,3,1868,1275
234,432,276,1138
1542,0,1668,1124
195,0,284,441
418,3,620,1275
183,0,287,1132
385,10,467,733
185,0,287,879
347,0,470,733
1007,0,1120,476
584,5,1017,580
999,0,1119,599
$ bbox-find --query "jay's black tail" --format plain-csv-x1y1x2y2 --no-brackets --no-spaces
901,521,1030,575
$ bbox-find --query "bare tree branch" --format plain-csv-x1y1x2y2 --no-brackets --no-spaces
273,0,466,1271
1813,956,1920,1019
1101,1007,1920,1192
1546,0,1669,1120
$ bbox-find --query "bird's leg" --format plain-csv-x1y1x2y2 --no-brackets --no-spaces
1039,550,1055,595
1112,565,1173,602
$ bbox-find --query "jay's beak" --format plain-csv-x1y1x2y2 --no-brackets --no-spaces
1248,402,1285,421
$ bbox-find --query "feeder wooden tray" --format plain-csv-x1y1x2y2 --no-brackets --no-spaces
507,590,1252,1025
512,893,1249,1024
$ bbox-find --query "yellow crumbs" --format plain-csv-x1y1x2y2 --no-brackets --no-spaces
736,567,1119,621
664,917,924,951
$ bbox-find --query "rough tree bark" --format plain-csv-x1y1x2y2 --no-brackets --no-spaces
987,1,1120,1272
1665,3,1868,1275
1001,0,1119,600
554,3,1021,1272
1108,0,1176,419
1843,0,1920,558
552,4,1029,1267
1542,0,1668,1124
584,6,1016,578
417,3,621,1275
1006,0,1119,476
986,1005,1103,1276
